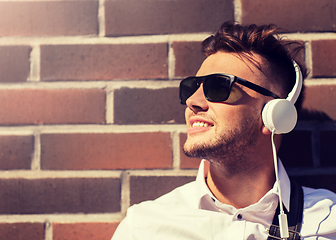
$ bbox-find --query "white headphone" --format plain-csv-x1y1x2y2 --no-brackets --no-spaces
262,60,303,134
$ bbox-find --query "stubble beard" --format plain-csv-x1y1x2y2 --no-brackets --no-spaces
183,116,260,175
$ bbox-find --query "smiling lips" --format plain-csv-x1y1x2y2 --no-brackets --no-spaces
188,120,213,134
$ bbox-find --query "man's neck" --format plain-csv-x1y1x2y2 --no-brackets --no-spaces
204,160,275,209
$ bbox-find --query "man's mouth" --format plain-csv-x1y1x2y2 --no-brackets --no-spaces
192,121,210,128
190,119,214,129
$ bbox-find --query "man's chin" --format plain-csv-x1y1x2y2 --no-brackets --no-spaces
183,142,212,159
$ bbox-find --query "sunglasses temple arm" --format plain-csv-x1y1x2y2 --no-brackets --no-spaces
236,78,280,99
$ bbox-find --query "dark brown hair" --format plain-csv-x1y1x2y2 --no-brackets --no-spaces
202,21,307,112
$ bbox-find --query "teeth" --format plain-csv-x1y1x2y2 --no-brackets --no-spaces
192,122,209,128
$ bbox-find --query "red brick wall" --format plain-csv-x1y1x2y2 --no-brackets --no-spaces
0,0,335,239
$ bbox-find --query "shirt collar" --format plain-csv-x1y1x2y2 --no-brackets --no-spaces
194,159,291,211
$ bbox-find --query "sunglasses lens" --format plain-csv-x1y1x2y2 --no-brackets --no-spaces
179,77,201,105
203,75,231,102
179,75,233,104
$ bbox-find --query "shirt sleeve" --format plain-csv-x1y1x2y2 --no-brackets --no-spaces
301,187,336,239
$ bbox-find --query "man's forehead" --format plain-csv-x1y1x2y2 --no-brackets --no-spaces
196,51,270,86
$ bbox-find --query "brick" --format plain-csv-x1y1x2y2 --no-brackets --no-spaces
179,133,202,169
41,133,173,170
0,178,120,214
105,0,233,36
0,46,31,82
0,223,44,240
40,44,168,81
278,130,313,168
114,88,185,124
173,41,205,78
311,40,336,77
0,135,33,170
241,0,336,32
291,174,336,193
53,222,119,240
320,131,336,167
301,84,336,121
130,176,195,205
0,1,98,36
0,89,105,125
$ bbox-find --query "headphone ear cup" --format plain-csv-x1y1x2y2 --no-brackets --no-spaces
262,99,298,134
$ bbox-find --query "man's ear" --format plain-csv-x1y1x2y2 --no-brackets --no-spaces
261,123,272,135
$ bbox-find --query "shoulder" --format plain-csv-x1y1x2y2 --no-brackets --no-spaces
127,180,198,216
303,186,336,207
301,187,336,238
117,181,197,219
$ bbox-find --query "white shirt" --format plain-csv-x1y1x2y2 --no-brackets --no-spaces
112,160,336,240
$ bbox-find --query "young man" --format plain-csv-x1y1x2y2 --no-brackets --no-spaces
112,22,336,240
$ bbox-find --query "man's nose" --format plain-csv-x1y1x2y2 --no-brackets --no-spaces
186,85,209,112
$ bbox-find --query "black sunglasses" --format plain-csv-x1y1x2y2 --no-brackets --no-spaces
179,73,280,105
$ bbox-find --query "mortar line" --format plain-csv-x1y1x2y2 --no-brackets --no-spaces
305,41,313,78
31,130,41,171
0,124,187,134
28,45,40,82
44,220,52,240
0,213,124,223
168,40,175,80
120,171,130,215
0,33,211,45
0,79,181,90
98,0,106,37
105,85,114,124
0,170,122,179
233,0,242,23
0,33,335,46
0,169,198,179
172,131,180,170
0,78,333,90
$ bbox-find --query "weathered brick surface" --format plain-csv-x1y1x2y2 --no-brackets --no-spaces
130,176,195,205
0,178,120,214
179,133,202,169
311,40,336,77
105,0,233,36
41,133,173,170
241,0,336,32
320,131,336,167
114,88,185,124
0,46,31,82
278,130,313,168
0,0,335,236
40,44,168,81
301,84,336,121
0,1,98,36
53,222,119,240
0,135,33,170
0,223,45,240
173,41,205,78
0,89,106,125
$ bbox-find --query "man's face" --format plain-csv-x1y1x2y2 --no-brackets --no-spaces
183,52,272,169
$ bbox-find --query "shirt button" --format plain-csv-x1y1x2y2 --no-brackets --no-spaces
237,214,243,220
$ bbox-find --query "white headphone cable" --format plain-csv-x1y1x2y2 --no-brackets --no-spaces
271,129,289,239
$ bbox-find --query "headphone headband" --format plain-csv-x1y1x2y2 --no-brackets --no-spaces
286,60,303,104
